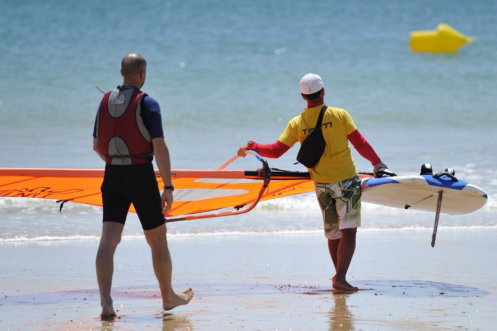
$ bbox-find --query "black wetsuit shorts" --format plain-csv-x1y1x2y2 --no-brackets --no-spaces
101,162,165,230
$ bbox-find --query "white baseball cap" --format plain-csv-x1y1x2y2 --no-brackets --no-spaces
300,73,324,95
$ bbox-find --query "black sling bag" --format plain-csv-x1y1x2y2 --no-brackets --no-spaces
296,104,327,168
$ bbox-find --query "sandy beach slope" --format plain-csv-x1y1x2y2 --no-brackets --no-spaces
1,229,496,330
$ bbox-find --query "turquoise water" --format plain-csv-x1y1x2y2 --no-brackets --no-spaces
0,0,496,239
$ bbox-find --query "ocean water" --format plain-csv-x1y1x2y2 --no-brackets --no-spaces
1,0,496,241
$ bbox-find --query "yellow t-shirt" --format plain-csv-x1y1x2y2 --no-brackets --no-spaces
278,105,358,183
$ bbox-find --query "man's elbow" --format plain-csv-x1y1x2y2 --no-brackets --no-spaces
152,139,169,156
93,145,102,155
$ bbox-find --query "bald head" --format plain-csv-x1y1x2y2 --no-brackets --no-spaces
121,53,147,77
120,53,147,88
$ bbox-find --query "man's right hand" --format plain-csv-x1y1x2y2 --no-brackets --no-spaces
373,161,396,178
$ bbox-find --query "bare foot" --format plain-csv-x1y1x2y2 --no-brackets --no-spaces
333,279,358,292
163,287,194,311
100,301,117,317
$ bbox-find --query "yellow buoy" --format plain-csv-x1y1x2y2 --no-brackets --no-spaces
410,23,475,53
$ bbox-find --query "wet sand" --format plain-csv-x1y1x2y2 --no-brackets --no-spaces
1,229,496,330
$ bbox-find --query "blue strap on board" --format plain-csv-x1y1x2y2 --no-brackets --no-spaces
363,177,399,188
365,175,468,190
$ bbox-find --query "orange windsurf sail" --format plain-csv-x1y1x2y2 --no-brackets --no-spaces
0,151,373,221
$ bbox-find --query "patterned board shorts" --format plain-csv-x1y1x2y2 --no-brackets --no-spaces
315,176,362,240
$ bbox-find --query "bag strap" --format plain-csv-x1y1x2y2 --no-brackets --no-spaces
314,104,327,132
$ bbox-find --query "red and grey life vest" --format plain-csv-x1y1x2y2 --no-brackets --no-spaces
97,87,153,165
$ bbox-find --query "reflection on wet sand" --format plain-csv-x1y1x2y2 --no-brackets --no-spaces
99,312,193,331
328,294,354,331
100,316,116,331
161,313,194,331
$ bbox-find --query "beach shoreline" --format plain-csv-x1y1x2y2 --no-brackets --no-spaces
1,229,496,330
2,0,496,330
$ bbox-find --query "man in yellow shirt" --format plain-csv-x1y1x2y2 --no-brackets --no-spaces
238,73,393,291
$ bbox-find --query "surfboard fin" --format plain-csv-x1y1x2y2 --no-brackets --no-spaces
429,167,458,247
431,190,443,247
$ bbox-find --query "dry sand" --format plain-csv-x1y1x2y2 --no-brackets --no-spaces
1,229,496,330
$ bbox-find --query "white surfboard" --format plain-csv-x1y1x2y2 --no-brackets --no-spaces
361,174,487,215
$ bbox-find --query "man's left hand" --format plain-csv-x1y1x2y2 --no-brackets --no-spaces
162,189,173,214
237,145,248,157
